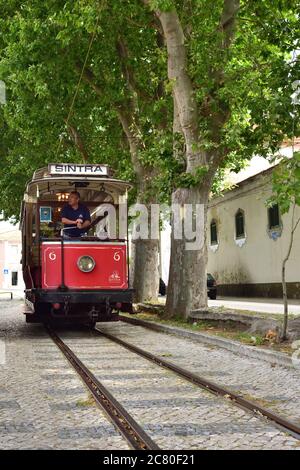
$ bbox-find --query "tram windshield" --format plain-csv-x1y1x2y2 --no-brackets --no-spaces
21,165,131,243
38,191,125,241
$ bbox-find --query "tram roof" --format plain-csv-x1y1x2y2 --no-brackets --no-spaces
23,164,132,201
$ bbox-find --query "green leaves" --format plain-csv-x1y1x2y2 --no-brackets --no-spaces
174,165,209,189
0,0,173,217
270,153,300,214
0,0,299,220
148,0,174,11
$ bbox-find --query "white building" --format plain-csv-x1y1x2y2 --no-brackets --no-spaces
207,166,300,298
0,221,24,292
161,145,300,299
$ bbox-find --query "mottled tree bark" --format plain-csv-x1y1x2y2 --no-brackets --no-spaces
133,238,159,302
156,8,208,316
116,107,160,302
143,0,239,317
165,186,209,317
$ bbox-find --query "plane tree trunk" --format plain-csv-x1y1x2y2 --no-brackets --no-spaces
116,108,160,302
144,0,239,317
166,186,209,318
157,8,210,316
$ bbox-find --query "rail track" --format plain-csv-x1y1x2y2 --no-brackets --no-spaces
45,325,159,450
46,320,300,448
94,323,300,440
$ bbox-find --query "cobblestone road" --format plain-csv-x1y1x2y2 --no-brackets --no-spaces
99,321,300,423
0,301,129,450
0,301,300,450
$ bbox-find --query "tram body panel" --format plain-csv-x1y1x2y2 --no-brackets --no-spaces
41,242,127,290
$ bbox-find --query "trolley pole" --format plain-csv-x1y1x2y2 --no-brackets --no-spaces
59,232,67,291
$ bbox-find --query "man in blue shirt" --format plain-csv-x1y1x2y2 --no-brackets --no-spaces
61,191,91,237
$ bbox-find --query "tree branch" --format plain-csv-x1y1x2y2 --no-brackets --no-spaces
76,63,103,98
77,63,145,175
65,119,89,162
116,37,151,101
115,106,143,173
219,0,240,45
147,4,203,172
213,0,240,82
206,0,240,163
173,93,185,162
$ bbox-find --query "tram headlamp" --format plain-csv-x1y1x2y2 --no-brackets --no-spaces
77,255,95,273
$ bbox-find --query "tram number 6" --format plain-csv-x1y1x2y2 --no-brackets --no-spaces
49,251,56,261
113,251,120,262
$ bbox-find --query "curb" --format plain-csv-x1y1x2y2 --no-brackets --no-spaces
121,315,295,369
137,303,282,325
190,310,275,325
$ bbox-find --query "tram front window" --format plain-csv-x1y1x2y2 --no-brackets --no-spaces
38,204,115,240
61,191,91,238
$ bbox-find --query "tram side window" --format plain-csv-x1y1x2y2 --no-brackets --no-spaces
40,222,56,238
39,206,56,239
32,207,36,243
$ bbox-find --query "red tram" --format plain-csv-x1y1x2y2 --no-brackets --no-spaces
20,163,133,325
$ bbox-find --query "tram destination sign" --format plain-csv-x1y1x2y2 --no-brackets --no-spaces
48,163,109,177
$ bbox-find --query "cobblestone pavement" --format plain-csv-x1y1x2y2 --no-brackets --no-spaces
99,321,300,424
59,329,300,450
0,301,129,450
0,301,299,450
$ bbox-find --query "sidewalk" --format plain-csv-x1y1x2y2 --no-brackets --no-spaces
0,288,24,300
209,297,300,315
157,295,300,315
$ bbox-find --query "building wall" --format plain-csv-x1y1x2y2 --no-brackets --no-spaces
207,171,300,298
2,242,23,290
0,222,24,292
0,241,4,288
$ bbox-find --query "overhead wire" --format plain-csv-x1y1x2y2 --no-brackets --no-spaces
55,1,105,159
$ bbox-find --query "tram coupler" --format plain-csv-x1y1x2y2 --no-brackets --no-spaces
88,306,99,321
105,297,112,316
63,301,70,316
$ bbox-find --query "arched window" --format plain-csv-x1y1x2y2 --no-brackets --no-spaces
235,209,245,238
268,204,280,229
210,220,218,245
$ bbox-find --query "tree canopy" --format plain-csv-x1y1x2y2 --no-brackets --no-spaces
0,0,299,310
0,1,299,219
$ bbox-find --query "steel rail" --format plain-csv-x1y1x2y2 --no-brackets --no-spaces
46,325,159,450
94,325,300,440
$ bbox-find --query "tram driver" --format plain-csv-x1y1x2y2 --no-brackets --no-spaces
61,191,91,237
